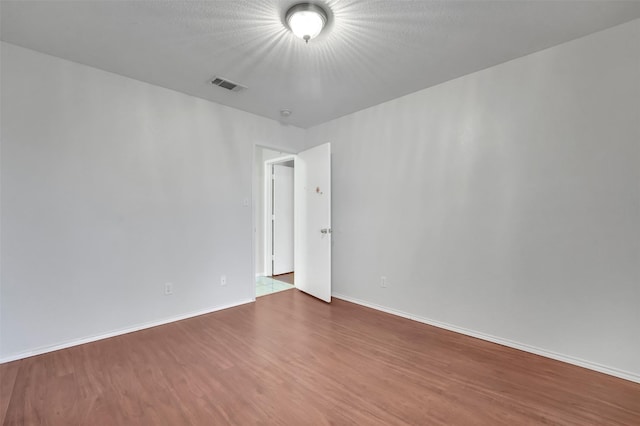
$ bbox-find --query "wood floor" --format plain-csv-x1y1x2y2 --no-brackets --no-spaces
272,272,294,285
1,290,639,425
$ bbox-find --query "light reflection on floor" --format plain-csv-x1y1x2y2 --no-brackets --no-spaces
256,276,295,297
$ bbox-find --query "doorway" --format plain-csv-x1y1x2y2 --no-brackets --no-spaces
253,143,332,301
254,147,296,297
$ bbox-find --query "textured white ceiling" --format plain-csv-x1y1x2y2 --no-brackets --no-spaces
2,1,640,128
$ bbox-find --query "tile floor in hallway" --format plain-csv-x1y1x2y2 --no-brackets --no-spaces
256,275,295,297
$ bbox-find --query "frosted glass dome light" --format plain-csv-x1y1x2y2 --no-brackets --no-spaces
285,3,328,43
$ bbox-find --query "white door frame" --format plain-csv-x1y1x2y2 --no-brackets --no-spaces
263,155,296,277
251,144,296,301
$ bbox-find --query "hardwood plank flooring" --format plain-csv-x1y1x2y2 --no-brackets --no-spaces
0,361,19,425
272,272,294,285
1,290,639,425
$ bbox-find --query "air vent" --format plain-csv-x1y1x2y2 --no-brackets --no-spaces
210,76,247,92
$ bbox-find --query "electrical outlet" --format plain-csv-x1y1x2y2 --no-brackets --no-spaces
380,276,387,288
220,275,227,286
164,282,173,295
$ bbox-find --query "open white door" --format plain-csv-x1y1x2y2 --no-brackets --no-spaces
295,143,331,303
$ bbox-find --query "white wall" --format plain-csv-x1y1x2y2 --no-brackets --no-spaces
0,43,304,360
2,19,639,381
307,20,640,380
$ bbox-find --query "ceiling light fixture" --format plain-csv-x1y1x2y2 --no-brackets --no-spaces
285,3,328,44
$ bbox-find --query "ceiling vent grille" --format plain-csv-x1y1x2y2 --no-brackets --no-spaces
210,76,247,92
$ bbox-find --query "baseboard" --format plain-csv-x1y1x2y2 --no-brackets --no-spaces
332,293,640,384
0,299,254,364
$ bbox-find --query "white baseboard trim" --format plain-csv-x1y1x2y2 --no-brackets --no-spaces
332,293,640,384
0,299,255,364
